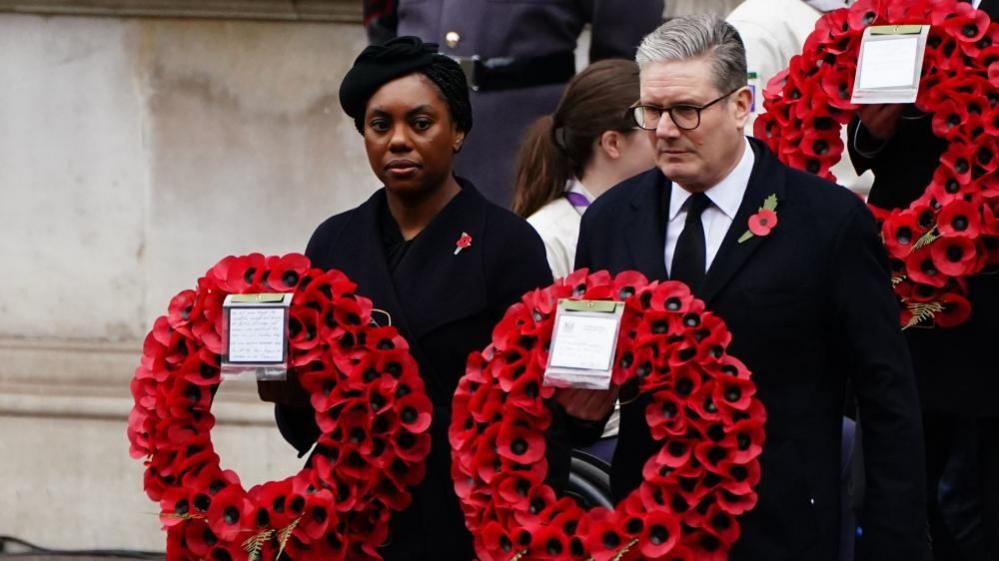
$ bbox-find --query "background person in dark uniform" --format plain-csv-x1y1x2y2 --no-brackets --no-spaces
848,2,999,555
362,0,665,207
571,16,928,561
259,37,556,561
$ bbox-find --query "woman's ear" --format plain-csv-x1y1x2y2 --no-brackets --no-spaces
453,130,466,153
598,130,624,160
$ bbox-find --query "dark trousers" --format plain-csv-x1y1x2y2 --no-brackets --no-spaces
924,413,999,561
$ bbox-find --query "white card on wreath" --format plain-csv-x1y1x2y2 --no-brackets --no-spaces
852,25,930,104
543,299,624,390
222,292,293,380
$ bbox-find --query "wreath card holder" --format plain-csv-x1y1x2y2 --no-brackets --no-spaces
852,24,930,104
221,292,293,381
544,299,624,390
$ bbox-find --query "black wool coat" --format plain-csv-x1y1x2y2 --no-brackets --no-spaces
575,138,929,561
274,180,555,561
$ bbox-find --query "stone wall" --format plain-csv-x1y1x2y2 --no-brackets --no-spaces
0,10,371,550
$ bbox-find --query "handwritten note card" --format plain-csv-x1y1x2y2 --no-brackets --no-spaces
227,307,286,363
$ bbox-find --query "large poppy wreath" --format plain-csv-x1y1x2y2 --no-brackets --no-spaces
754,0,999,328
127,253,432,561
450,270,766,561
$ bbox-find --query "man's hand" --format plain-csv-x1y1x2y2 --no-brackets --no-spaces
856,103,905,141
555,386,619,421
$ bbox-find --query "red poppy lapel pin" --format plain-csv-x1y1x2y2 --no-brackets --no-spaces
454,232,472,255
738,194,779,244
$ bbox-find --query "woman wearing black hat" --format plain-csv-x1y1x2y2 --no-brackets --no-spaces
261,37,565,560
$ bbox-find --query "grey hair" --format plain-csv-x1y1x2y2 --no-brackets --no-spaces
636,15,748,94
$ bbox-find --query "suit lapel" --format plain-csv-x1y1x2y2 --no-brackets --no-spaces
626,171,670,281
700,139,788,305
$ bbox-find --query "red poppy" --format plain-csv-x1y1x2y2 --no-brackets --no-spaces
220,253,267,293
934,98,972,139
938,200,982,238
748,209,778,237
264,253,310,291
206,485,252,542
183,520,219,557
847,0,886,30
935,292,974,327
887,0,932,20
713,375,756,412
497,420,546,464
931,235,979,277
934,2,990,45
882,208,928,259
394,392,432,433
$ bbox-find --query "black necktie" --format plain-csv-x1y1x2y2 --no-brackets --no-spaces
671,192,711,293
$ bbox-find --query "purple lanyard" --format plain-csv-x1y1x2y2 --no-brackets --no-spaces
564,191,590,210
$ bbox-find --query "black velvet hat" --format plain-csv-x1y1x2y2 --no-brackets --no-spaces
338,36,473,134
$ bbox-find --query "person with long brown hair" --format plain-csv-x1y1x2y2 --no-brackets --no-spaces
512,58,656,279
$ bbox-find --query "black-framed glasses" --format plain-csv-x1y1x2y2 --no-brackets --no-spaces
629,88,741,131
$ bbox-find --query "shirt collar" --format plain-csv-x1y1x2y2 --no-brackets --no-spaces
568,176,596,202
668,137,755,221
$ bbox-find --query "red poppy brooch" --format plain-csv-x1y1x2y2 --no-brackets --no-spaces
754,0,999,328
738,194,779,243
450,269,767,561
128,253,432,561
455,232,473,255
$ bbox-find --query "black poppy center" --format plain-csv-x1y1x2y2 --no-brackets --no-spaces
649,524,670,545
602,531,621,549
223,506,240,525
282,270,299,287
511,438,528,455
401,407,418,424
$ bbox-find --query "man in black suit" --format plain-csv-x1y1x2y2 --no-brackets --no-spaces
570,16,928,561
848,2,999,558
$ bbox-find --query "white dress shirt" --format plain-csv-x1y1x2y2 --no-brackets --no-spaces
664,138,755,275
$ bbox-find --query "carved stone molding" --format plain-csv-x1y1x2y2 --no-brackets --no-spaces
0,337,272,425
0,0,362,23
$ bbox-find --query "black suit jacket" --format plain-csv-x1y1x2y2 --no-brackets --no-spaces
847,0,999,416
275,180,555,561
575,139,928,561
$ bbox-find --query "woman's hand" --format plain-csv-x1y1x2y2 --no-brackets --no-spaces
555,386,619,421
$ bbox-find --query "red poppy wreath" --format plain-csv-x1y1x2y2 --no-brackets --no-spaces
127,253,432,561
754,0,999,328
450,270,766,561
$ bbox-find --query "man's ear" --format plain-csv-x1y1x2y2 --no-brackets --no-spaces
733,86,754,129
599,130,624,160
